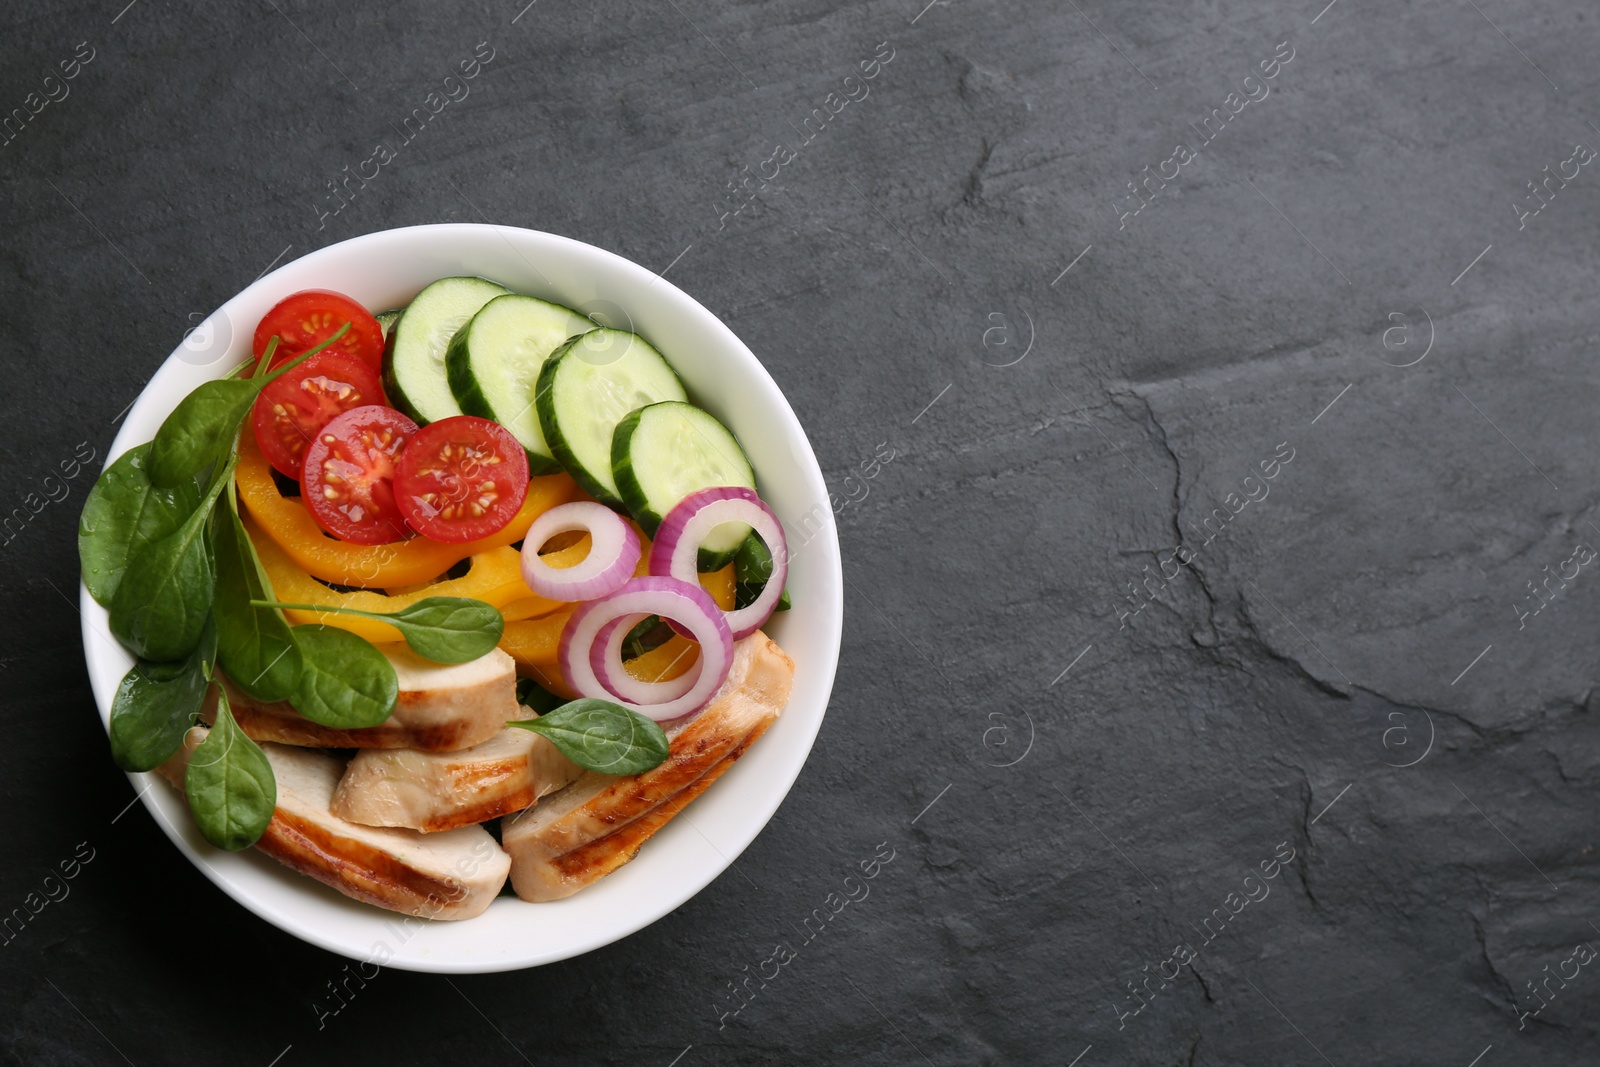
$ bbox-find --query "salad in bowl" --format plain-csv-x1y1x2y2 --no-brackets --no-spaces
77,225,841,971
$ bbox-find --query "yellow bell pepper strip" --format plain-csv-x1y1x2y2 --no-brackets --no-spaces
499,609,572,675
499,595,570,622
235,431,582,588
626,636,699,683
701,562,736,611
524,660,579,700
246,514,547,643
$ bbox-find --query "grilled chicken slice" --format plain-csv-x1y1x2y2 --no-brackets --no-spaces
504,631,794,902
214,645,519,751
511,717,773,901
331,728,583,832
158,726,510,920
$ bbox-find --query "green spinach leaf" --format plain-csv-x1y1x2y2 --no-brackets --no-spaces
620,615,671,660
185,690,276,851
515,676,566,714
79,442,203,607
508,698,670,774
252,596,503,664
145,324,349,487
109,615,216,772
144,378,258,488
734,533,791,611
107,453,235,662
213,490,301,702
291,624,398,728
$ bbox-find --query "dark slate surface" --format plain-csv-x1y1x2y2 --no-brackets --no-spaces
2,0,1598,1063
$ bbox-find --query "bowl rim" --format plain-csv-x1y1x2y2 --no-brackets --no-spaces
79,222,844,972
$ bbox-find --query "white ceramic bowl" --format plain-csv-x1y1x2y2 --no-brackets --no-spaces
80,224,843,972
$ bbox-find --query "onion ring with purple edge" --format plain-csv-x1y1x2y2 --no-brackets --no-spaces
648,487,788,639
520,501,641,601
590,615,702,703
559,576,734,721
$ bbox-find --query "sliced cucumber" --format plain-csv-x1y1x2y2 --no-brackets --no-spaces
536,329,686,506
612,400,756,570
384,277,510,424
374,308,404,340
446,294,594,475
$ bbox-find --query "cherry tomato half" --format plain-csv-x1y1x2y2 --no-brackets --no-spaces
302,405,418,545
251,351,387,479
253,290,386,374
392,416,530,543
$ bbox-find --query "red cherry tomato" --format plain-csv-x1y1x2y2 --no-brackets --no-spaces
301,405,417,545
250,351,387,479
254,290,385,374
392,416,529,543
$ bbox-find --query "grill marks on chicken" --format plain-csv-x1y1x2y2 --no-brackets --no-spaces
156,631,794,917
524,712,773,900
504,631,794,901
159,726,510,919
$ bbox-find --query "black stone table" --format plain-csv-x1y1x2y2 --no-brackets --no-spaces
3,0,1597,1062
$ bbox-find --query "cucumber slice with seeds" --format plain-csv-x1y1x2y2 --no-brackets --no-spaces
446,294,594,475
612,400,756,570
384,277,510,424
535,329,686,506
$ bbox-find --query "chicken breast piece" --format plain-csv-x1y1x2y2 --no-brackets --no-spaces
215,645,519,752
331,728,583,832
510,713,774,901
158,726,510,920
504,631,794,902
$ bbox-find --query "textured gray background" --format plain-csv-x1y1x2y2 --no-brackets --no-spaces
2,0,1598,1063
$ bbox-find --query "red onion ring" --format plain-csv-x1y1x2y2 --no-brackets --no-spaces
590,616,700,704
520,502,640,601
648,487,788,639
559,576,734,721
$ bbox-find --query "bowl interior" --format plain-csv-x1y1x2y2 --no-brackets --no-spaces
80,224,843,972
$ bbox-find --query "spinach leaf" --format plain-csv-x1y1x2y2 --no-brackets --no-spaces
290,624,398,728
378,598,505,661
252,596,503,664
185,690,276,851
109,615,216,772
144,378,258,488
145,324,349,488
620,615,671,660
79,442,203,607
508,698,670,774
515,676,566,714
107,453,235,662
213,490,301,702
138,659,190,683
734,533,791,611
